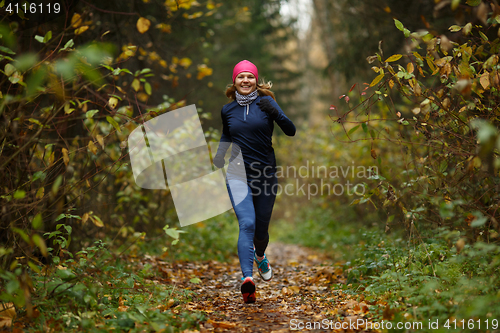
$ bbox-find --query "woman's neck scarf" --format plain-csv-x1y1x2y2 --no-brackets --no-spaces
235,89,258,106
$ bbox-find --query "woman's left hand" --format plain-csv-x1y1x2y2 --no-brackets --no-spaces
257,98,279,120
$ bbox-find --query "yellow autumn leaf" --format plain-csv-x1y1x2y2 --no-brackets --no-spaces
131,78,140,92
108,97,118,109
136,17,151,34
179,57,192,68
82,212,89,224
407,62,414,74
155,23,172,33
369,73,384,87
90,215,104,227
137,92,149,102
0,303,16,329
71,13,82,28
88,141,98,155
480,72,490,89
36,187,44,199
48,151,54,166
385,54,402,62
96,135,104,149
64,103,75,115
75,26,89,35
62,148,69,166
197,64,213,80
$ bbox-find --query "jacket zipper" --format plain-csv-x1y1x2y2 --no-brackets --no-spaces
244,104,249,121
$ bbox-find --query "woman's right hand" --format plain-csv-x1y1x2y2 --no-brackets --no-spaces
213,155,225,168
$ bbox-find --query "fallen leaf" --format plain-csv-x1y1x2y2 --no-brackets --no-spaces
0,303,16,328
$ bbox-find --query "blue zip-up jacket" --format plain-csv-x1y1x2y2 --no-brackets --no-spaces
216,95,296,175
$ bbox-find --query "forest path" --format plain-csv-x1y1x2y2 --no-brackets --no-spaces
155,243,376,332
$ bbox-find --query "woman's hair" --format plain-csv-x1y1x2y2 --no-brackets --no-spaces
225,79,276,101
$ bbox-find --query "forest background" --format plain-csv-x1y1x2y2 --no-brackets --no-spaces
1,0,500,331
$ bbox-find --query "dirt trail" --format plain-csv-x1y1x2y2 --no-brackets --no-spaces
155,243,376,332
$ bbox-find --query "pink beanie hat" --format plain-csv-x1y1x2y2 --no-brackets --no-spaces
232,60,258,83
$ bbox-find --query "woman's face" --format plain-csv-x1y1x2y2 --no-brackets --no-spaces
234,72,257,95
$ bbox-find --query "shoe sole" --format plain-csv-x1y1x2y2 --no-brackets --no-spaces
241,278,256,303
258,267,273,282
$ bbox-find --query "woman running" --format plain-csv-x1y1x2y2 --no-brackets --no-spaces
213,60,296,303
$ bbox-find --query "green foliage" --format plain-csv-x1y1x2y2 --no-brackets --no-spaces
24,234,204,332
338,6,500,245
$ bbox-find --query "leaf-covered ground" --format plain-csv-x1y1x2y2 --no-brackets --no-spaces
146,243,380,332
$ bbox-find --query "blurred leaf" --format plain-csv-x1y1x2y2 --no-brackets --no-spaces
471,212,488,227
385,54,402,62
106,116,121,133
4,63,15,76
56,268,76,281
88,141,98,154
348,125,360,136
32,214,43,229
62,148,69,166
144,82,152,95
137,17,151,33
394,19,404,31
59,39,74,52
32,234,48,257
11,227,29,243
86,109,99,119
131,78,140,92
90,215,104,227
96,135,104,149
0,303,16,328
71,13,82,28
26,66,47,97
13,190,25,199
52,175,63,195
466,0,481,6
0,46,16,55
370,73,384,87
34,31,52,44
75,26,89,35
64,103,75,114
13,53,38,72
362,122,368,133
108,97,118,109
44,31,52,43
471,119,498,143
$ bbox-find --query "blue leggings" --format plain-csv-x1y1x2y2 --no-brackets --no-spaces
226,172,278,278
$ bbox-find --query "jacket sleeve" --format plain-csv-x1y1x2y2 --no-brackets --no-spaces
267,97,296,136
216,107,232,157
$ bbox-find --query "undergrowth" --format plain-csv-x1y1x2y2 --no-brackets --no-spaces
273,205,500,332
1,212,237,332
